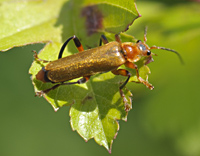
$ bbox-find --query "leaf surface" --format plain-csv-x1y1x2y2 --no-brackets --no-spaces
0,0,151,152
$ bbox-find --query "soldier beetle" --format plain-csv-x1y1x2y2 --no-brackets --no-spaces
34,27,183,110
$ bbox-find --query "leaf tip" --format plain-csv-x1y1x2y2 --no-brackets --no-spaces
114,132,118,139
123,3,142,32
53,106,59,112
134,2,142,18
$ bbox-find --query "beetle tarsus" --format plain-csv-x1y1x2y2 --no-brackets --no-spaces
35,91,44,97
137,77,154,90
33,50,49,63
125,62,154,90
119,89,132,112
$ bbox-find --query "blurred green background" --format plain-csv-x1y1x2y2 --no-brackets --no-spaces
1,0,200,155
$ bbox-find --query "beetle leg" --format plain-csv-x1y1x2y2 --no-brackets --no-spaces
125,62,154,90
112,69,131,90
58,36,91,82
115,34,122,44
35,76,91,96
73,36,84,52
144,26,148,43
99,35,109,46
33,50,50,63
35,84,61,96
58,35,84,59
74,76,90,84
111,69,131,111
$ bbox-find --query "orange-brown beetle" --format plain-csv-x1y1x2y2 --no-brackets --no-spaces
34,28,183,107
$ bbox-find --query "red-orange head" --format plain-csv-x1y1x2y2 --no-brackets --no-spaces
121,27,184,65
121,40,152,64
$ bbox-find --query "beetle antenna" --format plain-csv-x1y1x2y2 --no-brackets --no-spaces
144,26,148,43
150,46,184,64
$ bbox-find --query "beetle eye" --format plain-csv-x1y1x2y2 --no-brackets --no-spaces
136,40,142,43
147,50,151,56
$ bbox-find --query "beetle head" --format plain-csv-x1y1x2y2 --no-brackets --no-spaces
121,40,154,64
122,27,183,65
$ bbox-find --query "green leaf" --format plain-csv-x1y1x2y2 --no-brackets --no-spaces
0,0,140,51
0,0,152,152
0,0,64,51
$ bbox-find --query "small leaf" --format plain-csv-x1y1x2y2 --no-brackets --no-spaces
0,0,64,51
0,0,140,51
0,0,151,152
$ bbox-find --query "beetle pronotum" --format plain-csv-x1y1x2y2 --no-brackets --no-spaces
34,27,183,110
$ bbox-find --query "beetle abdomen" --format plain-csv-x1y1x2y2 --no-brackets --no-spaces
36,67,51,83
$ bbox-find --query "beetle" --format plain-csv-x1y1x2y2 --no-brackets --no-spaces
34,27,183,108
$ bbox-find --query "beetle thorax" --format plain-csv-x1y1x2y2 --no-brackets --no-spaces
121,42,142,62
